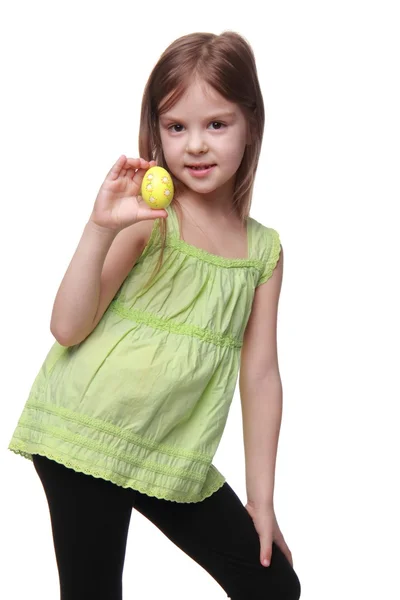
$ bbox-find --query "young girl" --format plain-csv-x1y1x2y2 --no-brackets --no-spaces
8,31,301,600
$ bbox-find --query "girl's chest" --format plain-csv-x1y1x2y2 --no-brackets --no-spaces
179,219,249,261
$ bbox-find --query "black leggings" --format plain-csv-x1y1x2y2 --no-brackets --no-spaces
32,454,301,600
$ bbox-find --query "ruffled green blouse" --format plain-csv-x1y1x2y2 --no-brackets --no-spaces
8,202,281,503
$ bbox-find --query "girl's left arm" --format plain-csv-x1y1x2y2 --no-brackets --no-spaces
239,246,284,508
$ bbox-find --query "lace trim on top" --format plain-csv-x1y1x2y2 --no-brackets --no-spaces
257,228,281,286
165,236,263,269
109,300,243,348
141,203,264,270
8,447,225,503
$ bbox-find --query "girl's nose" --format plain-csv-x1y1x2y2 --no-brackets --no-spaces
186,135,209,155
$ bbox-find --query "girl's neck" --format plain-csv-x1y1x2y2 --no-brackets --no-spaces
175,179,239,222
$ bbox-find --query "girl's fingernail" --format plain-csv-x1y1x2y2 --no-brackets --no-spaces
263,559,269,566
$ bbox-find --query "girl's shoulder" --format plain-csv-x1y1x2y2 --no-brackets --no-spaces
248,214,280,257
248,215,281,287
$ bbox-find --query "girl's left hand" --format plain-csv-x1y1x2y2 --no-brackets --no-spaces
245,502,293,568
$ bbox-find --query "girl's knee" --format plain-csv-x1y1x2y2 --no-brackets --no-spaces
276,567,301,600
229,568,301,600
286,569,301,600
273,562,301,600
263,561,301,600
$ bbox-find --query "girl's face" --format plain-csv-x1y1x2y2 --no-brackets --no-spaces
158,78,250,200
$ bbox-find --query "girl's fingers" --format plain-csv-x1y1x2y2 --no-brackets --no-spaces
125,167,136,178
131,166,150,186
106,155,127,181
107,157,154,182
125,157,153,169
126,162,150,180
139,207,168,221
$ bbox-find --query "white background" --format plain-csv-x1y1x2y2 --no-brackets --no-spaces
1,0,399,598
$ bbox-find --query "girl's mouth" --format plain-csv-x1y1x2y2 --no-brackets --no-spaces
185,164,216,177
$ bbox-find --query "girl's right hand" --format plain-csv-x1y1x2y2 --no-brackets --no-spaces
90,155,168,232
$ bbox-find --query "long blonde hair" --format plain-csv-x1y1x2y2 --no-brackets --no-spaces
138,31,265,287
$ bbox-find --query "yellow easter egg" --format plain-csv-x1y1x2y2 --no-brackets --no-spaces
141,166,174,209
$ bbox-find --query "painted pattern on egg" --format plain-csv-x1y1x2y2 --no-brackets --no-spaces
140,166,174,209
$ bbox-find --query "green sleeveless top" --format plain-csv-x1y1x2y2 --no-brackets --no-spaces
8,202,281,503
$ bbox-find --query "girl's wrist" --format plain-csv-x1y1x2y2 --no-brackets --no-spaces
86,218,120,238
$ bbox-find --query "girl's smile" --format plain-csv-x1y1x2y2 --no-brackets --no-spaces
185,164,217,177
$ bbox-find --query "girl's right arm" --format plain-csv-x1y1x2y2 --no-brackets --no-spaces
50,156,167,347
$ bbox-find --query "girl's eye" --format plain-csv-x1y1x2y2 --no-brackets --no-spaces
167,122,226,133
169,124,184,133
209,121,225,130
